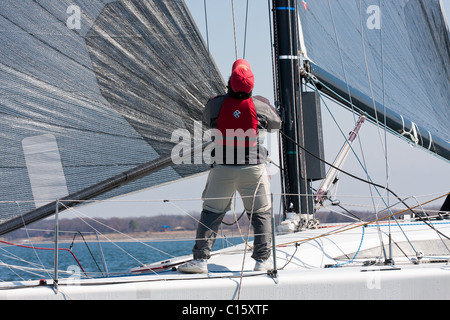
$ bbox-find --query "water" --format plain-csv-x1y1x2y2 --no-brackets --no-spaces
0,236,249,282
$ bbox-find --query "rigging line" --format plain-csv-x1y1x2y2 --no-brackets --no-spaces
378,0,389,198
69,232,104,276
275,157,363,222
221,210,246,226
0,239,88,277
377,0,392,258
359,0,390,215
203,0,213,96
243,0,250,59
307,77,443,247
330,225,366,268
278,127,418,219
225,196,247,245
0,252,27,282
237,169,265,301
377,230,413,263
221,191,245,237
166,201,241,249
328,1,387,254
57,202,170,272
0,251,54,278
231,0,239,60
304,79,436,160
0,261,45,281
0,247,48,271
327,0,383,220
326,0,355,119
280,118,429,252
308,78,410,245
358,0,387,153
325,206,362,223
16,201,53,280
278,192,450,248
277,242,300,270
411,196,450,255
322,1,370,223
309,80,384,191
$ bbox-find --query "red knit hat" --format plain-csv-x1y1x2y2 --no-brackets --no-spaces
230,59,254,93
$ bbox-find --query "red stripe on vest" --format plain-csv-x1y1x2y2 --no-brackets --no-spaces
215,97,258,147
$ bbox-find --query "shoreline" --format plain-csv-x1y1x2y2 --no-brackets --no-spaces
1,230,246,245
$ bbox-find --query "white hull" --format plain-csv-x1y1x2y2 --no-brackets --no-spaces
1,264,449,300
1,221,449,300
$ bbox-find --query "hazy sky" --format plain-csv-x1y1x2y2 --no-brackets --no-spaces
74,0,450,220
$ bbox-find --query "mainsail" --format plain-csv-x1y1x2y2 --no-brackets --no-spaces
0,0,224,231
298,0,450,161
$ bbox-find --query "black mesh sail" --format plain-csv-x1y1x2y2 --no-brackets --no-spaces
0,0,224,231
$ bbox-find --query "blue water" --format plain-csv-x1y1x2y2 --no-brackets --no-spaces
0,236,248,282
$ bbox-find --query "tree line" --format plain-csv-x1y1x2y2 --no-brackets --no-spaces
1,212,250,241
1,206,435,241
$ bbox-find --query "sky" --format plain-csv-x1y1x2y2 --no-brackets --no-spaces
75,0,450,220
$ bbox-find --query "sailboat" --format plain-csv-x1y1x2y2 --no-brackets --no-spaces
0,0,449,300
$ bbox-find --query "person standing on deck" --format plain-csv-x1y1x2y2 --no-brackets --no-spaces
178,59,281,274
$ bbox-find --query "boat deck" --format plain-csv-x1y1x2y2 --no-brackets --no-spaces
1,221,449,299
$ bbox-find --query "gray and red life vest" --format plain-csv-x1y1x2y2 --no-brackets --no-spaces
215,96,258,148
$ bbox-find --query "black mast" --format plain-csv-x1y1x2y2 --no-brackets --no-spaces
273,0,310,216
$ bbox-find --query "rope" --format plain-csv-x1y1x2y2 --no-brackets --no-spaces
16,201,53,280
400,115,420,145
2,191,447,283
57,202,171,275
411,196,450,254
243,0,250,59
277,192,450,248
330,225,365,268
203,0,213,96
309,1,390,250
279,125,450,242
229,0,250,60
231,0,238,60
167,200,244,249
307,80,414,218
237,168,266,300
358,0,388,157
0,239,88,277
69,232,104,275
357,0,390,258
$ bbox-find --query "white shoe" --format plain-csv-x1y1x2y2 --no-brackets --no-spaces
254,259,273,272
178,259,208,274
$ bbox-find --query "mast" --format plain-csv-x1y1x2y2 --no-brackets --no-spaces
273,0,311,217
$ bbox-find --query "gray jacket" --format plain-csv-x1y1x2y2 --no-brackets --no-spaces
203,94,281,131
203,94,281,165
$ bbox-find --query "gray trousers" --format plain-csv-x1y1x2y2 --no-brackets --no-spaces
193,164,272,261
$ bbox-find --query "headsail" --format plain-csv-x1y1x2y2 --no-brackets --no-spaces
298,0,450,161
0,0,224,229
